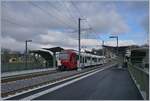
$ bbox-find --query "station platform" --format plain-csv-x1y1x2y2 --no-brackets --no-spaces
33,66,143,100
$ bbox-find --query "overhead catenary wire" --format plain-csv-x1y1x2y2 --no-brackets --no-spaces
1,4,30,27
2,18,26,27
70,1,102,50
59,1,78,25
86,19,103,47
2,2,69,30
70,1,92,50
70,1,82,18
28,1,75,30
2,1,102,50
46,1,76,29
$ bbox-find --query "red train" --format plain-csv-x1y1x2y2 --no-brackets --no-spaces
57,49,105,70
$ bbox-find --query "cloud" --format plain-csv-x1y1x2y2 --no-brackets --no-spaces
140,15,149,33
1,35,60,52
126,1,149,13
1,36,25,51
88,9,129,34
33,30,101,49
1,30,137,53
105,40,137,47
1,1,129,35
1,1,145,52
1,30,102,52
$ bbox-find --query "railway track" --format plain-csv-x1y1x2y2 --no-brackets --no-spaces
2,69,58,83
2,61,117,99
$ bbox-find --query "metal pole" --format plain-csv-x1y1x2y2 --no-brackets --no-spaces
25,40,27,68
102,40,105,64
117,36,118,56
78,18,81,71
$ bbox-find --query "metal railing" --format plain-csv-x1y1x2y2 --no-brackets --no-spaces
128,62,149,100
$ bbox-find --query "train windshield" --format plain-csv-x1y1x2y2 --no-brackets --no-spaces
59,52,69,60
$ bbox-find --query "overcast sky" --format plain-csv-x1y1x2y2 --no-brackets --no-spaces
1,0,149,52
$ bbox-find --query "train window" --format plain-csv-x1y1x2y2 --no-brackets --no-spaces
59,53,69,60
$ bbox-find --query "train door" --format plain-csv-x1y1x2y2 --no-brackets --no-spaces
70,53,77,69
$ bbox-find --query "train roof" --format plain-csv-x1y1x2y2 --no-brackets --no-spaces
77,51,105,58
60,49,105,58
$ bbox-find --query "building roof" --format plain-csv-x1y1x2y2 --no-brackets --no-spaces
102,45,131,48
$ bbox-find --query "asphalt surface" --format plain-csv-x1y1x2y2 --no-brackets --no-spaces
34,66,143,100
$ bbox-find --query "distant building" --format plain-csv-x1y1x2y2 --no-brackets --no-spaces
102,45,139,65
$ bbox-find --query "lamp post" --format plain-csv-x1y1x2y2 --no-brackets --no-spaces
25,40,32,68
109,36,118,56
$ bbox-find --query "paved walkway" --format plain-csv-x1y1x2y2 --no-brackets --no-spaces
34,66,143,100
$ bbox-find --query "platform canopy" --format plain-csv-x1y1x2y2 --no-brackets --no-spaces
43,47,64,53
30,49,53,61
30,47,64,67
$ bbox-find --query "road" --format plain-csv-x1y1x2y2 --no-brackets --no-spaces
33,66,143,100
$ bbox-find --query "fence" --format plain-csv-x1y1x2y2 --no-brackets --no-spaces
1,62,47,73
128,62,149,100
1,53,53,73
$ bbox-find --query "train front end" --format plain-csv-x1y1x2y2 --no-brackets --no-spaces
58,50,77,70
